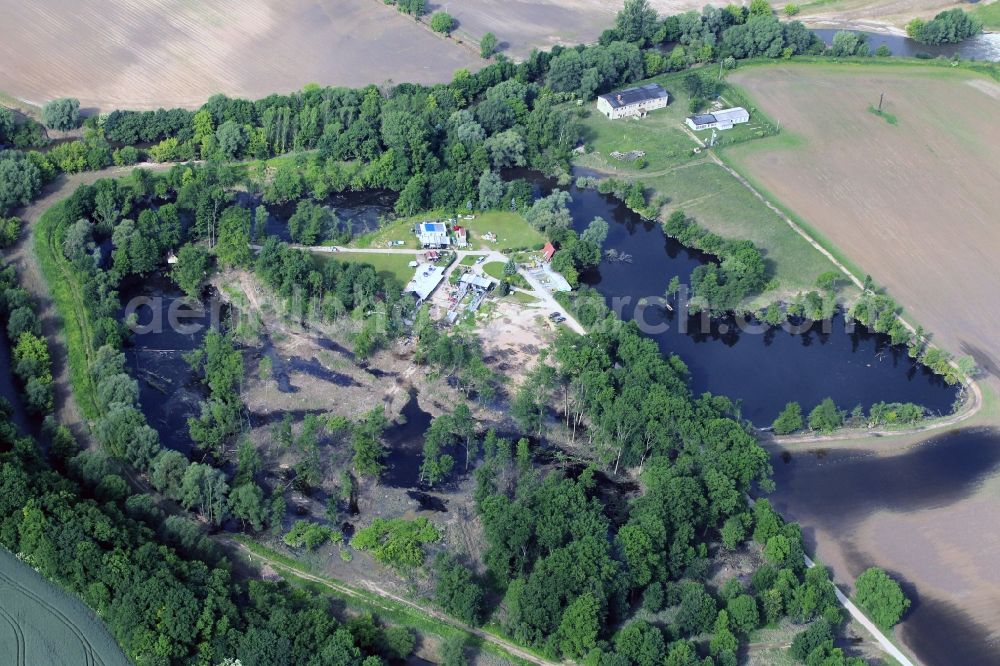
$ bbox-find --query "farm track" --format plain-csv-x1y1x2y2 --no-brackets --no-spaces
0,570,102,666
225,539,560,666
0,603,26,666
15,163,176,442
708,147,985,439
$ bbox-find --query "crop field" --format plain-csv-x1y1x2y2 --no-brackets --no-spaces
793,0,975,28
0,548,130,666
724,62,1000,375
0,0,481,110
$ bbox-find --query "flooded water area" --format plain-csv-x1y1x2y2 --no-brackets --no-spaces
768,428,1000,666
238,190,397,244
119,273,219,455
811,29,1000,62
523,172,959,424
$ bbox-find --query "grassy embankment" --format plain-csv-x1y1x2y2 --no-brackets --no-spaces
34,201,101,418
971,1,1000,31
572,68,848,305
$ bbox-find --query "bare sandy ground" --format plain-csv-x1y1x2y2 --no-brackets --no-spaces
0,0,480,110
726,65,1000,381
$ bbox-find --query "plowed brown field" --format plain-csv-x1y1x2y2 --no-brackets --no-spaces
0,0,481,110
726,63,1000,379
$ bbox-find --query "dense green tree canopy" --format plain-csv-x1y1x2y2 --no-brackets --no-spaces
855,567,911,629
42,97,81,131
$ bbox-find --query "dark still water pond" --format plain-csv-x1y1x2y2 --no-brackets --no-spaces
527,173,959,424
768,428,1000,666
120,274,218,455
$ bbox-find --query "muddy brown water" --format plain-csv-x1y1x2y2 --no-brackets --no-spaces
769,427,1000,665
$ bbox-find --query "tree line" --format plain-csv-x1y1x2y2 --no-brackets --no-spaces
0,416,420,665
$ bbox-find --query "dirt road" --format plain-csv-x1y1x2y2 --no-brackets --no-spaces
8,163,174,441
225,539,559,666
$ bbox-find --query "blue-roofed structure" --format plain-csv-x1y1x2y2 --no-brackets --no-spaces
417,221,449,247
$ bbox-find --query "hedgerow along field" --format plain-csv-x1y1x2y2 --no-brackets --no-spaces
723,62,1000,375
0,548,130,666
0,0,481,110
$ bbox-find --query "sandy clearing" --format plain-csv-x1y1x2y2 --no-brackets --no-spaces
0,0,481,110
726,64,1000,380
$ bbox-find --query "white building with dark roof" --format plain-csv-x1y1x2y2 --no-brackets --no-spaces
596,83,669,120
685,107,750,131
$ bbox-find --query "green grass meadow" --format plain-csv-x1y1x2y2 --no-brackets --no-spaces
316,251,417,287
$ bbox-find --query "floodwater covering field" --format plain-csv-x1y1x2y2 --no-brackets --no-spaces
725,63,1000,383
768,428,1000,666
0,547,131,666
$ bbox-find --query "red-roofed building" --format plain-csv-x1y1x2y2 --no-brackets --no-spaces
452,226,468,247
541,242,556,262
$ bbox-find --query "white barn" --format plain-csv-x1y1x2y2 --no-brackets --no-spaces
597,84,669,120
685,107,750,131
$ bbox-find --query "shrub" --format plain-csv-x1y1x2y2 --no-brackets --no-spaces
283,520,341,550
112,145,141,166
480,32,497,58
42,97,81,131
808,398,842,432
855,567,910,628
350,516,440,569
875,44,892,57
907,9,982,44
430,11,454,34
784,4,800,16
772,401,803,434
0,216,21,247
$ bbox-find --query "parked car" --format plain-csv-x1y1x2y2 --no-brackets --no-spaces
554,316,566,323
548,312,560,319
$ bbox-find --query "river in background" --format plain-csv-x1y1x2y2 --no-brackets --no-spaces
811,28,1000,61
769,428,1000,666
237,190,397,244
520,171,959,425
